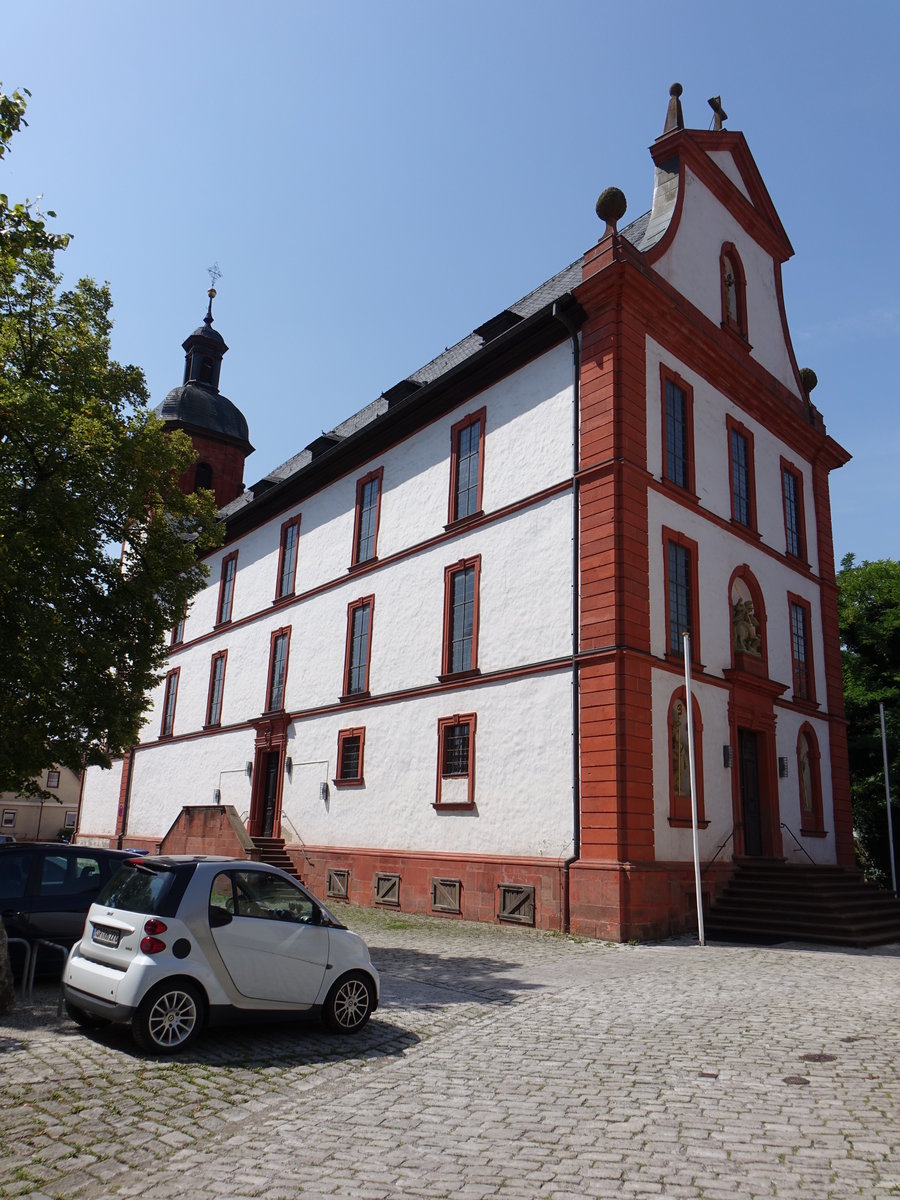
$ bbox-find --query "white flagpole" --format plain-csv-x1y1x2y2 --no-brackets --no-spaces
683,632,705,945
879,702,897,897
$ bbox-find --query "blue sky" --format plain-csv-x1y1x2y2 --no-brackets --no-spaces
5,1,899,564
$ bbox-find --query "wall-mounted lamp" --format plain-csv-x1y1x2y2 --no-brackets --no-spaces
213,788,221,805
285,757,293,780
722,745,733,769
778,756,789,779
245,762,253,779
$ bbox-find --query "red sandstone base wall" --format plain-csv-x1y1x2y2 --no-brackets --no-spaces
289,846,567,932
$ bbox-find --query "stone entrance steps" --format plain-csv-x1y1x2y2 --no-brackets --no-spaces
251,835,302,883
706,858,900,947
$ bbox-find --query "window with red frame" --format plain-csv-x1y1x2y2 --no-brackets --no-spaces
435,714,476,808
663,529,700,661
797,725,824,834
266,628,290,712
276,516,301,599
720,243,747,339
449,409,485,523
335,728,365,786
352,469,382,566
788,595,815,703
160,668,180,737
727,416,756,530
667,689,706,826
782,460,806,560
661,369,695,493
206,651,227,727
171,604,187,646
442,556,480,677
217,552,238,624
343,597,373,697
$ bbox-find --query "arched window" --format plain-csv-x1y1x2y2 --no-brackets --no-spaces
720,243,747,340
194,462,213,492
797,724,825,835
667,688,707,827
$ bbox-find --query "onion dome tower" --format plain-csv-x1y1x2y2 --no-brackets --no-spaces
155,287,254,508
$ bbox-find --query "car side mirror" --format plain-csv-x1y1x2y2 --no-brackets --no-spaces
309,905,323,926
208,907,233,928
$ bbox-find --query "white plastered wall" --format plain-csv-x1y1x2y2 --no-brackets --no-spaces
281,671,575,859
650,162,800,396
83,344,577,856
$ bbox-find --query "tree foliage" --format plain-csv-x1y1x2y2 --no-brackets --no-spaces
837,553,900,885
0,85,222,794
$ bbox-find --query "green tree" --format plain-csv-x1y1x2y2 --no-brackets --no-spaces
837,553,900,885
0,85,222,794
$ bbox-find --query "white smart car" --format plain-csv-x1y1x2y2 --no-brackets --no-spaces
63,855,379,1055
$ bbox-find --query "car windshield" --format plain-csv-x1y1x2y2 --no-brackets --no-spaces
96,860,182,916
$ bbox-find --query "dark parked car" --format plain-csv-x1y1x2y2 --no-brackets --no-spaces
1,843,134,971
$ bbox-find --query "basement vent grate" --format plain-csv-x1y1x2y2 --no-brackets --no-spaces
326,869,350,900
498,883,535,926
374,872,400,906
431,878,461,914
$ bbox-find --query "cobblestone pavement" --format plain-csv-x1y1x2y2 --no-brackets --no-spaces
1,907,898,1200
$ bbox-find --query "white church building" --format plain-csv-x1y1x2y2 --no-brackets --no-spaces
77,86,853,941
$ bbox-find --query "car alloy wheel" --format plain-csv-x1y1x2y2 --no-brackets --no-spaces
324,972,373,1034
132,980,204,1055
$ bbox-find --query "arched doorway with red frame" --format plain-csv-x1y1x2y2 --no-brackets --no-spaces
724,679,786,858
723,566,785,859
247,714,291,839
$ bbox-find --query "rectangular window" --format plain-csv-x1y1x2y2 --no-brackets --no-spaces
435,713,476,808
727,417,756,529
2,810,15,828
442,556,481,677
661,369,694,493
266,628,291,712
276,515,301,599
352,468,383,566
206,650,227,727
782,460,806,560
217,551,238,625
789,596,815,703
343,597,374,697
64,811,77,829
663,529,700,662
449,409,485,523
46,770,60,789
171,605,186,646
160,668,180,737
335,727,365,786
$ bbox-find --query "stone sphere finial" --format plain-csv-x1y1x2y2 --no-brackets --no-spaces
799,367,818,395
595,187,627,239
670,82,683,98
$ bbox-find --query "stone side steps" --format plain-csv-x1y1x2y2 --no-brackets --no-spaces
251,836,303,883
706,859,900,948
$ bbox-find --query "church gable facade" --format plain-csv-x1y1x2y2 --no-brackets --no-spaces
77,89,852,941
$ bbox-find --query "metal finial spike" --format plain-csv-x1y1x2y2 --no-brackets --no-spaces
664,83,684,134
708,95,728,131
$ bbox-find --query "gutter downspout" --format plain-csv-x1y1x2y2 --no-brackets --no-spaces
553,301,582,933
116,747,136,850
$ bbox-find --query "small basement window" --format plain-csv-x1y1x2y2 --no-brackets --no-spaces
327,869,350,900
498,884,535,926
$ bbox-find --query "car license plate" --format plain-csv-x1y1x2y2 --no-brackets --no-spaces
92,925,121,948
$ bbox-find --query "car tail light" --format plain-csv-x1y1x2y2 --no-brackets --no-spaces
141,919,168,954
140,936,167,955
